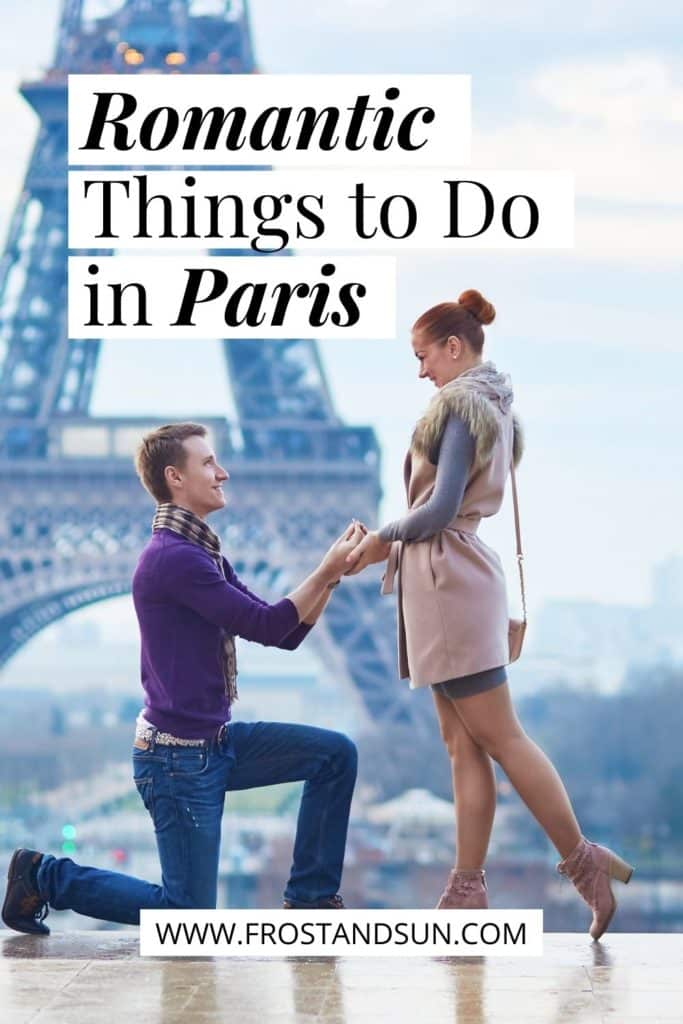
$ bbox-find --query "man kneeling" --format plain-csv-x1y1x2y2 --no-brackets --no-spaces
2,422,362,934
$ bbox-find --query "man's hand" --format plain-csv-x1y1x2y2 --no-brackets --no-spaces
287,521,368,622
343,530,392,576
318,521,367,584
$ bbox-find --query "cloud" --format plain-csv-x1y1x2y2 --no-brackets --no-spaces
532,55,683,126
251,0,682,35
474,55,683,207
574,209,683,269
0,3,57,73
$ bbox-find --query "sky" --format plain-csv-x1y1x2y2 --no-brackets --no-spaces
1,0,682,634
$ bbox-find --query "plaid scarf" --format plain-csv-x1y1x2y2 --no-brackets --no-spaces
153,503,238,703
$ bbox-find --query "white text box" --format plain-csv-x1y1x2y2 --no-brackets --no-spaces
68,74,470,166
68,255,396,339
140,909,543,958
69,169,573,250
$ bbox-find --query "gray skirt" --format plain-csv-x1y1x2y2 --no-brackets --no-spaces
431,665,507,700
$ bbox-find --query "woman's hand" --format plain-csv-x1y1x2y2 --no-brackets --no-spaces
343,530,392,576
318,521,367,583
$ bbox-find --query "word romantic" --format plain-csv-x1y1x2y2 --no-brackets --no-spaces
80,88,435,154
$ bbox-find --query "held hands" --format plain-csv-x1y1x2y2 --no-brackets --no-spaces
343,530,392,576
318,520,368,584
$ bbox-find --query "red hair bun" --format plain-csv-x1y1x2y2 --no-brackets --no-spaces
458,289,496,326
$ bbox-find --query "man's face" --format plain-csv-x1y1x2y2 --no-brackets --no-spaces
166,435,229,518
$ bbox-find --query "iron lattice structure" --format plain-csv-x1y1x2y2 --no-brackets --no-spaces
0,0,433,732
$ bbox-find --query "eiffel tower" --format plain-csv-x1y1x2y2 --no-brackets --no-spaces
0,0,431,732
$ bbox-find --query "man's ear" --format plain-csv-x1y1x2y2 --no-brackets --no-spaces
164,464,183,494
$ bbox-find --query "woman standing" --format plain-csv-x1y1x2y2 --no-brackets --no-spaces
345,289,633,940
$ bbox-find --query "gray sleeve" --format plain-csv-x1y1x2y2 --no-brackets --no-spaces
378,415,475,543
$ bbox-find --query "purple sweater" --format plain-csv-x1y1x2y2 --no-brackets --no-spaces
132,528,312,738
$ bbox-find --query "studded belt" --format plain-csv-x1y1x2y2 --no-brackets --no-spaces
135,712,225,747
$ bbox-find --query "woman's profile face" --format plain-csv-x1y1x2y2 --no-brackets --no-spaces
411,330,460,388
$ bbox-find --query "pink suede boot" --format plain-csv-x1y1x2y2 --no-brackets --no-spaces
556,836,634,940
436,868,488,909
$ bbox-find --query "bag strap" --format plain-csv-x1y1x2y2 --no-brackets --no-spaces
509,459,527,623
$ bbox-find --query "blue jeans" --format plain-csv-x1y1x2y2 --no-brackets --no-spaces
36,721,357,925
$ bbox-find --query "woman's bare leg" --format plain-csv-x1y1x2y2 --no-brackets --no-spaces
451,683,582,859
432,688,497,869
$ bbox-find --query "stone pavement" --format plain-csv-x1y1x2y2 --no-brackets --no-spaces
1,930,682,1023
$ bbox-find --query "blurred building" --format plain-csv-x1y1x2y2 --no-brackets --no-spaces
514,554,683,694
652,555,683,608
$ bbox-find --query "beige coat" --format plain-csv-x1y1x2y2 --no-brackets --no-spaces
382,376,523,688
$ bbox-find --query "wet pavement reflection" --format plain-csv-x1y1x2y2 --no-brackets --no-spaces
2,931,682,1023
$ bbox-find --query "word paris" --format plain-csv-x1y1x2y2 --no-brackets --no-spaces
67,257,395,340
81,260,366,331
67,75,573,340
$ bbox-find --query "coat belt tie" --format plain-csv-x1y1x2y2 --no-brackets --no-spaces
380,517,481,595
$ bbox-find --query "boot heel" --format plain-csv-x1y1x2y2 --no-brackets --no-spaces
609,853,634,884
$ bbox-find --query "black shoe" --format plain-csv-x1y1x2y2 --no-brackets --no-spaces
283,894,345,909
2,849,50,935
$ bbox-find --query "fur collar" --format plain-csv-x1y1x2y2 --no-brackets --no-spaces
411,384,524,470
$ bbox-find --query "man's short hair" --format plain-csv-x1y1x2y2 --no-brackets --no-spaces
135,422,207,504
